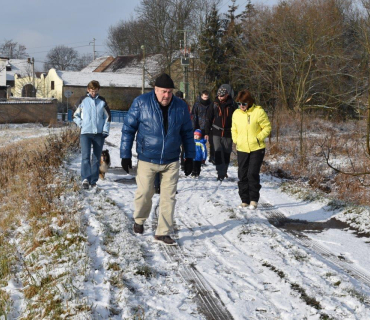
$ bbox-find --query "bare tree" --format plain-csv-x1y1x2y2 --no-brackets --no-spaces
0,39,28,59
44,45,79,71
75,53,94,71
106,0,215,72
233,0,360,158
323,0,370,177
107,19,150,56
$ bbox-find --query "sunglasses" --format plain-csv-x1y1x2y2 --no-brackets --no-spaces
237,102,248,107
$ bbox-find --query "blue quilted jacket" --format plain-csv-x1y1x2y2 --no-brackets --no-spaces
194,138,207,161
120,91,195,164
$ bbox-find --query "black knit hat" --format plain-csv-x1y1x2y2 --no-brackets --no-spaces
155,73,175,88
175,90,184,98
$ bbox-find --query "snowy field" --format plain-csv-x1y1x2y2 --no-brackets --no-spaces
0,123,65,148
67,123,370,319
3,123,370,319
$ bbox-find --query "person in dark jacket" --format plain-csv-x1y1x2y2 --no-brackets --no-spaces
175,90,190,171
73,80,111,190
120,73,195,245
191,90,215,164
204,85,237,181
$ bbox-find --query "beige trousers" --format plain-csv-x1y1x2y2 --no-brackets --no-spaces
134,160,180,235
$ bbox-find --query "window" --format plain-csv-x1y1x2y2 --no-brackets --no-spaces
51,81,54,90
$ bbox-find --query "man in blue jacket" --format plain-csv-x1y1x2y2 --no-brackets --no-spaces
73,80,111,190
120,73,195,245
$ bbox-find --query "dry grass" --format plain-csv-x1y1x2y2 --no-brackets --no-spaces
265,109,370,206
0,126,83,318
0,128,80,230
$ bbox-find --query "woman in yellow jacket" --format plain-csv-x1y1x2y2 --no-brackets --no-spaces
231,89,271,210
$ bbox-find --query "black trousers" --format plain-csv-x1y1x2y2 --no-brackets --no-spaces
209,131,215,162
192,161,202,176
213,136,233,179
180,145,185,169
237,149,265,203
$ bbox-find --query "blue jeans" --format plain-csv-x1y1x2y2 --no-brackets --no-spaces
80,134,105,185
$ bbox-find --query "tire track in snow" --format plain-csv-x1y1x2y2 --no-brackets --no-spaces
151,198,234,320
259,201,370,301
176,175,370,316
174,178,288,318
83,194,117,318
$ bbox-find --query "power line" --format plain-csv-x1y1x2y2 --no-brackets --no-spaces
28,44,106,55
219,0,233,10
26,41,89,49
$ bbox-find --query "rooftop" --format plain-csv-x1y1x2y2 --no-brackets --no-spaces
56,70,152,88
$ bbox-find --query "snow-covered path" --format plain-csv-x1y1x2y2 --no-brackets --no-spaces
70,124,370,319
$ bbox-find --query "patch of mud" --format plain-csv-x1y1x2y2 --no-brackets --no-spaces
104,140,118,148
115,177,136,185
109,166,137,176
270,216,370,238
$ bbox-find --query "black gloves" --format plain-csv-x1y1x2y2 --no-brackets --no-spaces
184,158,193,176
121,158,132,173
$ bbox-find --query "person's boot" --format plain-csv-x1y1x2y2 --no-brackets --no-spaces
133,223,144,234
248,201,258,210
82,179,89,190
238,203,249,208
153,235,176,245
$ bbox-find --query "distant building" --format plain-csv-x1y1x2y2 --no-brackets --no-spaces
13,51,202,109
0,57,35,98
0,57,8,98
14,67,153,111
81,54,164,87
82,53,203,105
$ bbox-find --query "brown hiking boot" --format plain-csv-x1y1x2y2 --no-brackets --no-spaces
133,223,144,234
154,235,176,245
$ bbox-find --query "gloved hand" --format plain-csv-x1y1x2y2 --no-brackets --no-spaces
201,160,205,164
102,132,108,138
121,158,132,173
184,158,193,176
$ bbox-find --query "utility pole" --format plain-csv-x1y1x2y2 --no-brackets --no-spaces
177,30,192,99
141,45,145,94
32,57,35,97
28,57,35,97
89,38,96,60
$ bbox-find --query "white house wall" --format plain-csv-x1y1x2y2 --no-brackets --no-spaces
0,58,7,87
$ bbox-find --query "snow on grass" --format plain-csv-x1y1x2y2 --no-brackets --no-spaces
0,123,66,148
65,123,370,318
2,122,370,319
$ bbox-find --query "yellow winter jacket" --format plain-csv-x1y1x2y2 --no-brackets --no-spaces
231,104,271,153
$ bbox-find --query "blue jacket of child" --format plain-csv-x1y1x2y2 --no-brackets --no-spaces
194,138,207,162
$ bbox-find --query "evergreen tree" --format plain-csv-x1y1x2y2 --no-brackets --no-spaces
241,0,256,23
198,4,225,92
221,0,243,89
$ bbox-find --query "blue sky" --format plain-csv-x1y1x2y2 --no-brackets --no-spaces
1,0,278,70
